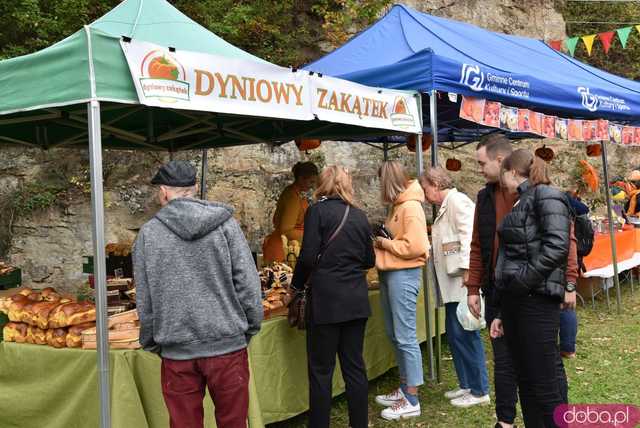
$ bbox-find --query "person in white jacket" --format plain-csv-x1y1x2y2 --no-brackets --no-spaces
420,167,490,408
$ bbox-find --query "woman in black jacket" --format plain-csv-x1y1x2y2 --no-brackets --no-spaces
291,165,375,428
491,149,570,428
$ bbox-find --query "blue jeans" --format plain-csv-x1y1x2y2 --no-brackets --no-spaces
444,302,490,396
559,308,578,353
379,268,424,388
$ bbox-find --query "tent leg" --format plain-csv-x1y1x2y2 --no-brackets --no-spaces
415,128,435,382
383,142,389,161
600,141,622,314
88,100,111,428
200,149,208,200
429,90,442,383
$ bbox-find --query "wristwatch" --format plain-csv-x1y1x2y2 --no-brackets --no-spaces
565,282,576,292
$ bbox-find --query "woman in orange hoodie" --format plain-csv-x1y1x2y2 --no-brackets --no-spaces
373,161,430,421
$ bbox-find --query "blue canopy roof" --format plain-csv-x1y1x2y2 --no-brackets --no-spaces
306,4,640,129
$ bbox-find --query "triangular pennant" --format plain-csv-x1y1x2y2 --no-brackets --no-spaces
598,31,615,54
617,26,633,49
549,40,563,51
565,37,579,56
636,25,640,36
582,34,597,56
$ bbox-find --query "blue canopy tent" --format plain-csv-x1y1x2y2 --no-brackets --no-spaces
306,4,640,130
306,4,640,378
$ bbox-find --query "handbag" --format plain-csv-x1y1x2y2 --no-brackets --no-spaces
442,240,465,277
288,204,350,330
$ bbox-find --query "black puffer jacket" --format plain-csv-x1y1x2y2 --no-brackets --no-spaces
495,181,571,301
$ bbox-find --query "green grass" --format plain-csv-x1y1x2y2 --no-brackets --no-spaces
270,285,640,427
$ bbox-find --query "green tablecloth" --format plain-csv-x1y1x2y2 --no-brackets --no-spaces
0,289,435,428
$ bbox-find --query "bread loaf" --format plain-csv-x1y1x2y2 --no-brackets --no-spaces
48,301,96,328
82,339,140,350
41,287,61,302
26,292,43,302
66,322,96,348
17,288,32,297
26,325,47,345
8,296,30,322
45,328,68,348
3,322,28,343
31,301,61,329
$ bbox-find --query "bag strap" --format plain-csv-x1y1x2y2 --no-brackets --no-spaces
304,204,350,289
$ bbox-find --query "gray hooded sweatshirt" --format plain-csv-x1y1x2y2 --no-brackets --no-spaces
133,197,262,360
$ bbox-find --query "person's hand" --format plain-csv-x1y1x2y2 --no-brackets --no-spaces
467,294,481,319
374,237,388,249
562,291,577,310
462,270,469,285
490,318,504,339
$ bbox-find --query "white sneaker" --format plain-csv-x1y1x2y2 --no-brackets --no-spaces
381,398,421,420
444,388,471,399
375,388,405,407
451,393,491,408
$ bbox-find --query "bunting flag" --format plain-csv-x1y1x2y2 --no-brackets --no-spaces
582,34,597,56
547,23,639,56
549,40,563,51
565,37,579,56
598,31,615,54
617,26,633,49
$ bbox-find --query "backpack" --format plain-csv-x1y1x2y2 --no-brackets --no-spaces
574,213,595,271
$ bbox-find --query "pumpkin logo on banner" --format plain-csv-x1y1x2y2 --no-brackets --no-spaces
139,50,190,103
577,87,599,112
460,64,484,92
390,97,417,129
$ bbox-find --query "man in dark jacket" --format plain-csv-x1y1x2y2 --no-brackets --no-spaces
465,135,519,428
133,160,262,428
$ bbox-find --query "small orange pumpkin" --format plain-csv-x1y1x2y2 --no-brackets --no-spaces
446,158,462,171
295,139,321,151
406,134,432,152
586,143,602,157
535,145,554,162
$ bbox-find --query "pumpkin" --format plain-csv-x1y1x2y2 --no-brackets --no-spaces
446,158,462,171
295,139,321,151
406,134,432,152
586,143,602,157
148,56,179,80
535,145,554,162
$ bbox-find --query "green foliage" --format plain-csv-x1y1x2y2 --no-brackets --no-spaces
0,1,390,67
561,1,640,80
12,183,65,215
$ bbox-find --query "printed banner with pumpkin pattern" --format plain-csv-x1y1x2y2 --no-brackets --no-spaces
460,96,640,146
120,39,421,134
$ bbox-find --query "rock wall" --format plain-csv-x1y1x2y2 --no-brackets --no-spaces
4,0,640,291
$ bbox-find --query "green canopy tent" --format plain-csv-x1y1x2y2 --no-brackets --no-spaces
0,1,429,426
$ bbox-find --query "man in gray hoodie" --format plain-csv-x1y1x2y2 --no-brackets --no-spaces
133,160,262,428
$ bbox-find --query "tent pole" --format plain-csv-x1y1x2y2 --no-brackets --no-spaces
416,93,435,382
429,90,442,383
600,141,622,314
88,99,111,428
383,142,389,161
200,149,208,200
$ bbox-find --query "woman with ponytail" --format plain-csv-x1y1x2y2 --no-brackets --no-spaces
490,149,572,428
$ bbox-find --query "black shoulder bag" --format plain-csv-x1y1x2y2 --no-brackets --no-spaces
288,205,350,330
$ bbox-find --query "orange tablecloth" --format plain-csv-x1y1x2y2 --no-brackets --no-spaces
583,226,636,271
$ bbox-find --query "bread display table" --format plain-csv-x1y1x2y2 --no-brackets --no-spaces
0,289,431,428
